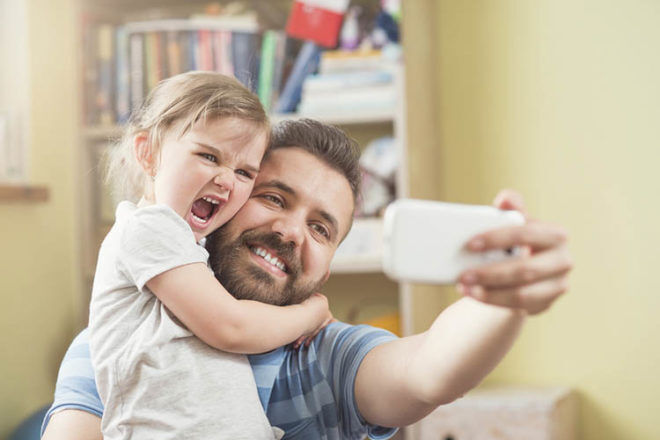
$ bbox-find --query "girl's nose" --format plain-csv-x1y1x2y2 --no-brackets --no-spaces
214,167,234,192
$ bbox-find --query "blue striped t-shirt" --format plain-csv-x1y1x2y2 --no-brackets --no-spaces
42,322,398,439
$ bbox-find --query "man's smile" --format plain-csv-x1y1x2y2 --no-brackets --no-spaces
248,243,289,277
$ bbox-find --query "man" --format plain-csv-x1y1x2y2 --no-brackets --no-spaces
42,119,572,439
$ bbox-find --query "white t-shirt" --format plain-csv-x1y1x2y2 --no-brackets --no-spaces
89,201,282,440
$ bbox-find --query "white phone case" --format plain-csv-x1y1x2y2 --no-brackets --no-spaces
382,199,525,284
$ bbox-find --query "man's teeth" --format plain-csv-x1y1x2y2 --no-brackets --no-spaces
252,246,286,272
202,196,220,205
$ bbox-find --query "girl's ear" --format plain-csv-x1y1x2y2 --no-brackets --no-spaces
133,132,156,176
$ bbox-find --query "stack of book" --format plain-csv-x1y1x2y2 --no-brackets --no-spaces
297,49,398,117
84,17,302,126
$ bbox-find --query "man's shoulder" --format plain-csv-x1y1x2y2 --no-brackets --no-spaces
314,321,398,350
310,322,398,370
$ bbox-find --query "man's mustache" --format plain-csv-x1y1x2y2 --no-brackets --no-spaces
238,230,302,276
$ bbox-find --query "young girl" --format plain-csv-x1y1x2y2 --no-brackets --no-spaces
88,72,331,439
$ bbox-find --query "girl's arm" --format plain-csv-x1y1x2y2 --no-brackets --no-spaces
42,410,103,440
147,263,330,354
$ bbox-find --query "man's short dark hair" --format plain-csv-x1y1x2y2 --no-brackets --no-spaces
267,119,361,203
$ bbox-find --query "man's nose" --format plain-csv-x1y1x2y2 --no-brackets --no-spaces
214,167,234,193
271,215,304,248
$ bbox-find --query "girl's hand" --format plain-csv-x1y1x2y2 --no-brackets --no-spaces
294,293,336,349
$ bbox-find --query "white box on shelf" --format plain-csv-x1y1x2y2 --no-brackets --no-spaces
331,217,383,273
415,387,577,440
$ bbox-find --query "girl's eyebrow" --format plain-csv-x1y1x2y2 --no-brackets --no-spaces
194,141,260,174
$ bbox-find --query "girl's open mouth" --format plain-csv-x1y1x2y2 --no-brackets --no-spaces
190,196,223,226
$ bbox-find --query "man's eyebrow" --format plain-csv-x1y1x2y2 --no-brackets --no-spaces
194,141,260,174
255,179,296,195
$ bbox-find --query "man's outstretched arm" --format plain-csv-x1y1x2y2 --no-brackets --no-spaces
355,298,525,426
355,191,572,427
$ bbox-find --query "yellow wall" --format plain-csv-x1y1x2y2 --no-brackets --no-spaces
432,1,660,439
0,0,80,436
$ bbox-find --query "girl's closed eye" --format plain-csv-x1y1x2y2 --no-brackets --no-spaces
235,169,254,180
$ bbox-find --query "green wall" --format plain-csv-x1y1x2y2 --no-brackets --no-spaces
432,1,660,438
0,0,80,436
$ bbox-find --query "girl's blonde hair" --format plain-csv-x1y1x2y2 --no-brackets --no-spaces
106,71,269,202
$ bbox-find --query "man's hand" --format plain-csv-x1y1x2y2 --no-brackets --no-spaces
457,189,573,315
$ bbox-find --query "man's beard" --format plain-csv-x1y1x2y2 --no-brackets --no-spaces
208,227,324,306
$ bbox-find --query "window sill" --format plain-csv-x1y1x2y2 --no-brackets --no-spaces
0,184,49,203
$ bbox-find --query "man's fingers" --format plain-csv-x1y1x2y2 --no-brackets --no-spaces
493,189,528,217
460,276,570,315
468,221,568,253
460,245,573,289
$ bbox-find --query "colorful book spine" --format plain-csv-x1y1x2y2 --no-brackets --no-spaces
257,30,277,111
212,30,233,76
115,26,130,124
198,29,214,71
166,30,182,77
231,31,260,92
129,32,144,113
269,32,288,111
96,24,115,126
274,40,322,113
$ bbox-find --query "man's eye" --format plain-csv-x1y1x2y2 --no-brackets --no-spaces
262,194,283,207
199,153,217,163
236,169,254,179
310,223,329,238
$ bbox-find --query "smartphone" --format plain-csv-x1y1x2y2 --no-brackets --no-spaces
382,199,525,284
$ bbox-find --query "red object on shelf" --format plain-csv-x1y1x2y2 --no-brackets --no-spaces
285,0,349,48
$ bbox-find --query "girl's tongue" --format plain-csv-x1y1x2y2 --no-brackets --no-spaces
191,198,214,221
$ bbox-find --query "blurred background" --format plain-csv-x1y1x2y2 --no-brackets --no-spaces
1,0,659,439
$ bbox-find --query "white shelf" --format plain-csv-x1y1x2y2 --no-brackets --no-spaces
271,109,395,126
83,125,123,140
330,217,384,274
82,108,394,141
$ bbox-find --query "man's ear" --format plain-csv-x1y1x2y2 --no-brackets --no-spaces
133,132,156,176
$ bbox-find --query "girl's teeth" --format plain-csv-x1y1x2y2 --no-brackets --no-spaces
192,213,208,223
202,196,220,205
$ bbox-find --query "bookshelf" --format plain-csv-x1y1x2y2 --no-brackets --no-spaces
76,1,412,340
0,184,50,202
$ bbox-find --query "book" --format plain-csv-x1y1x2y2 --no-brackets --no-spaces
129,32,145,113
198,29,214,71
212,30,233,76
298,84,397,115
189,30,199,71
115,26,131,124
273,40,322,113
320,49,386,74
231,31,260,92
302,70,393,93
96,24,115,126
257,30,278,111
144,32,160,93
268,32,289,111
166,30,182,76
285,0,349,48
